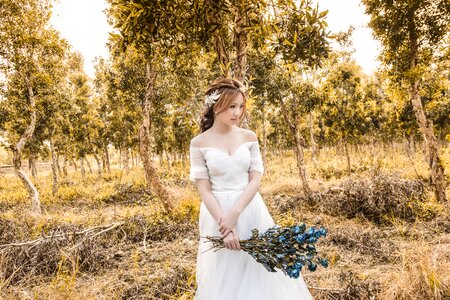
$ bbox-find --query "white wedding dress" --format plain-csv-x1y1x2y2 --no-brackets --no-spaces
190,140,313,300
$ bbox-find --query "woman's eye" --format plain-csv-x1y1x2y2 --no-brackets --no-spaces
230,105,235,108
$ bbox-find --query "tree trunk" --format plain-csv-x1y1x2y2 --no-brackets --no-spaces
12,148,40,213
158,153,163,167
208,12,230,78
105,147,111,173
80,157,86,178
165,150,171,170
131,150,135,168
261,105,267,166
102,152,107,172
28,155,38,180
279,99,311,197
119,148,122,169
93,153,102,178
410,79,447,202
11,75,40,213
56,152,62,177
136,150,140,166
86,157,93,174
233,0,248,82
49,137,58,195
62,155,68,176
294,127,312,197
214,36,230,77
122,147,130,174
71,159,77,172
139,62,174,213
407,30,446,202
308,111,318,167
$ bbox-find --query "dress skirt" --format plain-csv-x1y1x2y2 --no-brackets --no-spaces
194,189,313,300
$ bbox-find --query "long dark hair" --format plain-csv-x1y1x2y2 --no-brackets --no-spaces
200,78,247,132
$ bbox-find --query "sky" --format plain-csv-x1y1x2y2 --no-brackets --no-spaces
50,0,111,77
50,0,381,78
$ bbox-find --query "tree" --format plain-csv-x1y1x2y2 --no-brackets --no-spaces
268,0,330,197
0,0,66,213
362,0,450,202
322,62,369,174
106,0,186,213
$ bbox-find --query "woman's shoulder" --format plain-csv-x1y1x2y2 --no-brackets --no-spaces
237,127,258,142
190,131,213,148
190,134,205,148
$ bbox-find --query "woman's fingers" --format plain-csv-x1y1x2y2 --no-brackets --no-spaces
223,232,240,250
219,226,230,234
233,235,240,250
232,229,240,250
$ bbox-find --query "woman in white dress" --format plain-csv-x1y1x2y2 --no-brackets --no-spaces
189,78,313,299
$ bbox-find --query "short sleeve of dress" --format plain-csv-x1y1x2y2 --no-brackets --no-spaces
189,147,210,182
249,141,264,175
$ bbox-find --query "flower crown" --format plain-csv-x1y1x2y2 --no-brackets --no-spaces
204,89,221,107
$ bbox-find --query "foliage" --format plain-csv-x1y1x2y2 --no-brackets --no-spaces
362,0,450,77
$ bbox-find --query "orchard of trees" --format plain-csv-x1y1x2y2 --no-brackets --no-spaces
0,0,449,214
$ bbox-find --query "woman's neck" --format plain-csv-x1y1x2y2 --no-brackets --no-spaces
210,122,235,135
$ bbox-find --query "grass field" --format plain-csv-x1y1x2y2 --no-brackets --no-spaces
0,143,449,299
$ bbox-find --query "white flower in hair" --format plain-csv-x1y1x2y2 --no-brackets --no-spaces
204,89,221,107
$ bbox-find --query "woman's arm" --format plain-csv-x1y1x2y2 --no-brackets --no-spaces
196,178,225,224
197,179,241,250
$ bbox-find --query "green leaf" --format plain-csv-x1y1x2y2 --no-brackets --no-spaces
283,39,294,47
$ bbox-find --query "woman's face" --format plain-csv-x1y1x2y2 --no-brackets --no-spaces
215,93,245,126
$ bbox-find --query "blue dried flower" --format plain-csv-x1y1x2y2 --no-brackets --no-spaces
293,262,303,270
205,222,328,278
307,236,317,244
306,227,315,236
319,258,329,268
295,234,306,244
308,262,317,271
305,252,314,260
306,244,315,252
287,267,300,279
298,223,306,232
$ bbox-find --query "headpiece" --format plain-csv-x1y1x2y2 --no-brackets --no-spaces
204,89,221,107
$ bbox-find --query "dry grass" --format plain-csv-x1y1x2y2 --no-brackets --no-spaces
379,241,450,300
0,143,449,299
319,173,430,223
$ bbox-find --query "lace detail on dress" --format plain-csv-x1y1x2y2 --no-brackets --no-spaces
189,147,209,182
248,141,264,175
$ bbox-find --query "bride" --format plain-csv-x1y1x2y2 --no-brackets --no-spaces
189,78,313,299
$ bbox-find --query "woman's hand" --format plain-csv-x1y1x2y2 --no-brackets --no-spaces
218,209,240,237
223,229,240,250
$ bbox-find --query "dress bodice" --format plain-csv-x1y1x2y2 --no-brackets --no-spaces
189,141,264,192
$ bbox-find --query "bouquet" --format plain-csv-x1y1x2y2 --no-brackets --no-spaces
204,223,328,279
